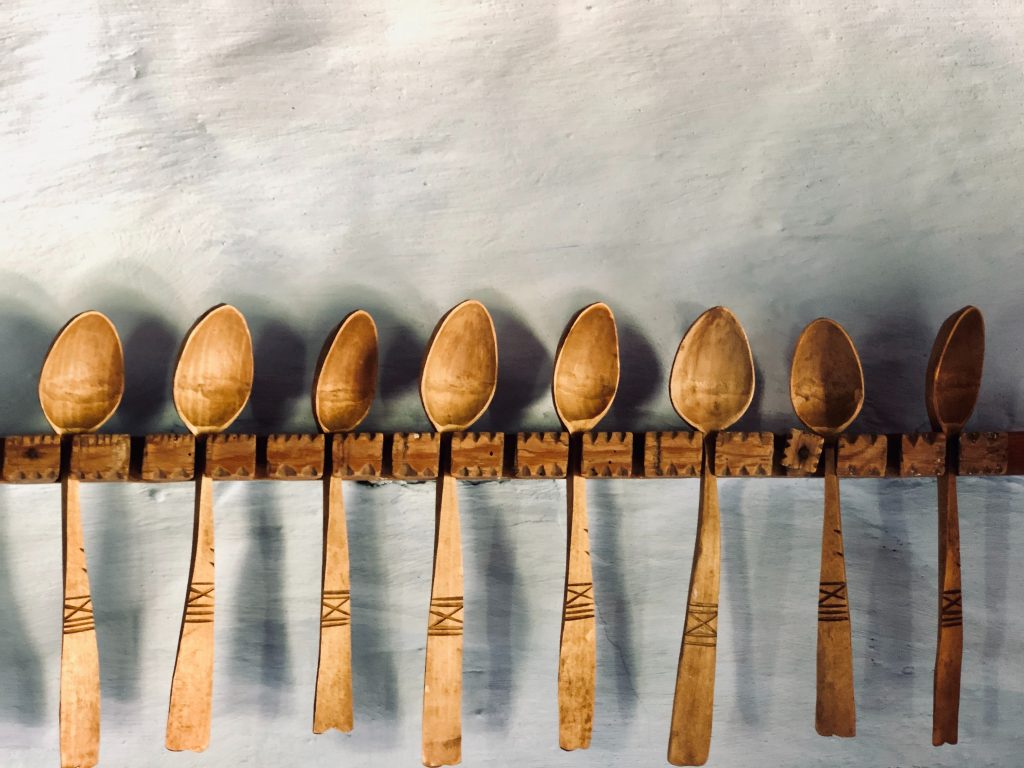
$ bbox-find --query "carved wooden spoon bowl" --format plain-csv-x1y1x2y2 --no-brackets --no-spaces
552,302,619,751
166,304,253,752
667,306,753,766
926,305,984,746
419,300,497,767
40,310,124,768
311,310,378,734
790,317,863,739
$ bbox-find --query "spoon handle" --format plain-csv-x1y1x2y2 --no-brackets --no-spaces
558,438,595,751
816,441,856,737
933,460,962,745
313,472,354,733
166,440,215,752
668,434,719,766
60,462,101,768
422,437,463,767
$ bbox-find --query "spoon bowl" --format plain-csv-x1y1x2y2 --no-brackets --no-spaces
790,318,864,437
39,311,124,434
553,303,619,434
173,304,254,435
420,300,497,432
313,310,379,433
926,306,984,434
669,306,755,433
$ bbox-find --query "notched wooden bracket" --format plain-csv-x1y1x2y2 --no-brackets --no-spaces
643,431,701,477
515,432,569,478
140,434,195,481
451,432,504,478
838,434,888,477
582,432,633,478
266,434,324,479
71,434,130,481
208,434,257,479
900,433,946,477
716,432,774,476
393,432,439,481
2,435,61,483
333,433,384,480
781,429,824,476
959,432,1008,476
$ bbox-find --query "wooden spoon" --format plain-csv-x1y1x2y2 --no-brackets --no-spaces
552,302,619,751
311,310,378,734
667,307,754,766
419,300,497,767
790,317,864,738
926,305,984,746
39,310,124,768
166,304,253,752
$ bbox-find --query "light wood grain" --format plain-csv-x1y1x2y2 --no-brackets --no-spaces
60,471,101,768
668,436,719,766
816,442,855,736
313,474,354,733
933,468,963,745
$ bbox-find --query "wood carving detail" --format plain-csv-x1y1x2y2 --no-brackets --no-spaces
818,581,850,623
71,434,131,481
63,595,95,635
266,434,324,479
940,589,963,629
321,589,351,628
563,582,595,622
392,432,439,480
643,431,701,477
837,434,888,477
683,602,718,647
140,434,195,482
2,435,61,483
427,596,464,636
781,429,824,475
451,431,504,478
208,434,257,479
333,433,383,479
959,432,1008,476
901,433,946,477
184,582,214,624
582,432,632,478
716,432,774,476
516,432,569,478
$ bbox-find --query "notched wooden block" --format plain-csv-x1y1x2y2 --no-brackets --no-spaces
71,434,130,481
333,433,383,479
838,434,888,477
451,432,504,478
716,432,774,477
582,432,633,478
393,432,439,480
3,435,61,483
901,433,945,477
208,433,257,479
516,432,569,478
959,432,1008,476
141,434,195,481
644,431,701,477
266,434,324,479
781,429,824,475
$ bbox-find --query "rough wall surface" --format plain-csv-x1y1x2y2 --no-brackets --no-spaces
1,1,1023,766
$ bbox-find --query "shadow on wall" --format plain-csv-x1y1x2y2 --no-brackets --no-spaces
0,274,58,433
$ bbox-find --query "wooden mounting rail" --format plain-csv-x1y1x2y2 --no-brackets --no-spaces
0,430,1021,484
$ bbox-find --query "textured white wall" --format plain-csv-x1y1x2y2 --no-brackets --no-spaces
1,1,1023,766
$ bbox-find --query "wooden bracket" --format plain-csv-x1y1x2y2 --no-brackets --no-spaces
516,432,569,478
208,434,257,479
901,433,946,477
643,431,701,477
838,434,888,477
451,432,504,478
959,432,1008,476
266,434,324,479
716,432,774,477
140,434,195,482
2,435,61,483
582,432,633,478
333,433,384,480
781,429,824,476
393,432,439,481
71,434,130,481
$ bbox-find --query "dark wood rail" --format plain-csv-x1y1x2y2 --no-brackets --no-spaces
1,430,1021,483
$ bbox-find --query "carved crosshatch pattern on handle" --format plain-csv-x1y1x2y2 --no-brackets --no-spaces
427,596,464,637
321,589,351,628
563,582,595,622
941,589,963,629
184,582,214,624
683,601,719,648
818,581,850,623
63,595,95,635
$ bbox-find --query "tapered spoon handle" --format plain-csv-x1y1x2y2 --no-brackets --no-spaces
60,470,101,768
422,454,463,767
314,473,354,733
933,469,962,745
166,450,215,752
559,466,596,751
816,443,855,737
668,437,719,766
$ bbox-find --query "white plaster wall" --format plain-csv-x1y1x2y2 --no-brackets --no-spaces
1,1,1023,766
